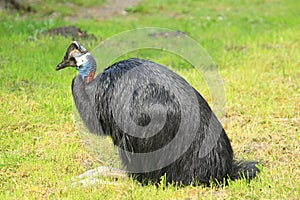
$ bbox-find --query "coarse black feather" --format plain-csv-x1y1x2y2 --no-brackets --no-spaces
70,57,260,185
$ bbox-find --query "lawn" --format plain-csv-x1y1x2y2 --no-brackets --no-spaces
0,0,299,199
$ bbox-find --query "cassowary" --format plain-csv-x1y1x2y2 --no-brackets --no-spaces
56,41,259,186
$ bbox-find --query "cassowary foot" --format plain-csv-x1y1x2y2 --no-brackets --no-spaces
72,166,127,187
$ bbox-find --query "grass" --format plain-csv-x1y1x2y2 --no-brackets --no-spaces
0,0,299,199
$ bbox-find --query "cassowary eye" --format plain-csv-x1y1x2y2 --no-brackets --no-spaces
70,57,76,62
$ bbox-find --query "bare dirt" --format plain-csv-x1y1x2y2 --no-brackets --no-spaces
1,0,142,19
0,0,33,12
64,0,142,21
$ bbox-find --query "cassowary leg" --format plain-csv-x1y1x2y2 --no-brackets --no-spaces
72,166,127,187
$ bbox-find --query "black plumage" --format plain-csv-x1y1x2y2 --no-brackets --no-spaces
56,41,259,186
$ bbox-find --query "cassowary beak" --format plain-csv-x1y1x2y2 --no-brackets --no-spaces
56,59,74,70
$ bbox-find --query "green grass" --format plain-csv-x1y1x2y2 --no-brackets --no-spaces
0,0,299,199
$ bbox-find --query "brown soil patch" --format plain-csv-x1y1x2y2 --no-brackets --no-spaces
42,26,97,40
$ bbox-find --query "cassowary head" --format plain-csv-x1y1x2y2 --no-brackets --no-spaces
56,41,96,83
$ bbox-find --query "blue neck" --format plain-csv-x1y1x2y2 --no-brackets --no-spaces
75,53,96,80
76,64,92,79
